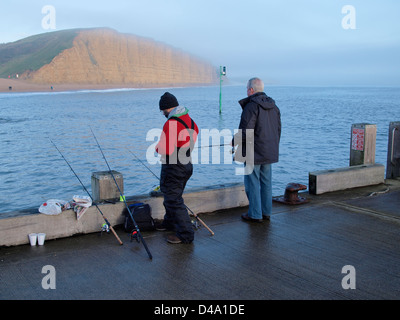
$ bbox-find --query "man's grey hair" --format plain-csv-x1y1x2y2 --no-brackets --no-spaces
247,77,264,93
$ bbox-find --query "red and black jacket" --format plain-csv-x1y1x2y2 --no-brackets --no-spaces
156,113,199,165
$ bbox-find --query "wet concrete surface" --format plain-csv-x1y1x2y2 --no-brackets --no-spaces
1,179,400,301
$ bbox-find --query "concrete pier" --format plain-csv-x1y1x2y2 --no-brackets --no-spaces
1,179,399,301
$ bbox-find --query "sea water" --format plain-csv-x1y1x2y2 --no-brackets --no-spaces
0,85,398,217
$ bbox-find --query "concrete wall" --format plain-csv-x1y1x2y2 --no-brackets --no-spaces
1,163,390,246
0,183,248,247
309,164,385,195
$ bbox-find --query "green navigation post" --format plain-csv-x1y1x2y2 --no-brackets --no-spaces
219,66,226,114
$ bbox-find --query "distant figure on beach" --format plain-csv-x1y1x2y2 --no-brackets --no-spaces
155,92,199,244
232,77,281,223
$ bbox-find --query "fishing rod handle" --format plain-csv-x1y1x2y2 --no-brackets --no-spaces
110,225,124,245
195,215,215,236
138,232,153,259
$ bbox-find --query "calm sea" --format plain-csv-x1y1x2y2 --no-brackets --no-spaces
0,85,398,217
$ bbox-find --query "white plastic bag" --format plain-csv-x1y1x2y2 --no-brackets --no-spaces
72,195,92,208
72,195,92,220
39,199,67,215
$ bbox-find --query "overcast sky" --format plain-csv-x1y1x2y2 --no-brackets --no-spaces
1,0,399,86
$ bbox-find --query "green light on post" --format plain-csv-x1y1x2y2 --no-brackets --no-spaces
219,66,226,114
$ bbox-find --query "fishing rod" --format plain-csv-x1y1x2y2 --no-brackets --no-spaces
195,143,236,156
128,143,234,159
90,128,153,260
195,143,232,149
50,139,123,246
126,149,215,236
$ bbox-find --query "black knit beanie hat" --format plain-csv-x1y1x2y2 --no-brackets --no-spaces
159,92,179,110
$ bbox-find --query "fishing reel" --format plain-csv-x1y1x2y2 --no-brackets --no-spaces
101,223,110,234
191,218,200,230
130,230,140,243
150,185,163,197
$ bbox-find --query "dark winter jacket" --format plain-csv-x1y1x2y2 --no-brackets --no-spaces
234,92,281,165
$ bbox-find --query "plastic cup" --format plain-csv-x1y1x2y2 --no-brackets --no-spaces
28,233,37,246
37,233,46,245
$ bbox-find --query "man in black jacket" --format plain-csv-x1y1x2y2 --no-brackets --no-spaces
233,77,281,222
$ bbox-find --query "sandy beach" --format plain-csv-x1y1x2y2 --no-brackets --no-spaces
0,78,166,93
0,78,215,93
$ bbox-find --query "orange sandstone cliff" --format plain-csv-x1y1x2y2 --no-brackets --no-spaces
18,28,218,87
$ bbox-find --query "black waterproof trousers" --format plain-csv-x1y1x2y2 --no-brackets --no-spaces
160,162,194,243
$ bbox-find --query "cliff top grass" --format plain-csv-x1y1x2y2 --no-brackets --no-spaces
0,29,82,78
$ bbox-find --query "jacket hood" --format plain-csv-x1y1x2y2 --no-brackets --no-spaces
168,105,188,119
239,92,276,110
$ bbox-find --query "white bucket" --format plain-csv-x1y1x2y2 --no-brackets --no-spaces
37,233,46,245
28,233,37,246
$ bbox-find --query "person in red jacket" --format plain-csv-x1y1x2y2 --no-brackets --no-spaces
156,92,199,244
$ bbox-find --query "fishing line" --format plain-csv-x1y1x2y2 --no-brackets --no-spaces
50,139,123,245
126,149,215,236
90,128,153,259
